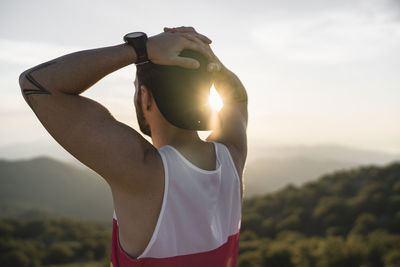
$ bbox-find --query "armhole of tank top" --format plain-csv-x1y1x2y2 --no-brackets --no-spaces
113,210,117,223
211,141,221,168
219,142,241,185
218,142,242,231
136,147,170,259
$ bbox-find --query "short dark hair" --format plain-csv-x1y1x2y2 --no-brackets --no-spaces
136,50,214,130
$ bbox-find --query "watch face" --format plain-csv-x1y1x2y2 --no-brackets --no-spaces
125,32,145,38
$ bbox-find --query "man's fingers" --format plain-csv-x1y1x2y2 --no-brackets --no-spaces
183,35,218,62
159,28,219,70
207,62,221,72
180,30,212,44
181,35,222,71
168,26,195,33
182,33,199,42
172,56,200,69
164,26,212,44
164,27,177,32
182,34,209,52
183,32,212,44
200,34,212,44
182,38,214,61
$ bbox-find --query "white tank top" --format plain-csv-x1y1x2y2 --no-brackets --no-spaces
110,141,242,267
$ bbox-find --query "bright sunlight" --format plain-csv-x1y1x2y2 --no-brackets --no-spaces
209,85,223,112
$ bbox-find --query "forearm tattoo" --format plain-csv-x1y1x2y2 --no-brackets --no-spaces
21,61,55,108
227,75,248,103
219,69,248,104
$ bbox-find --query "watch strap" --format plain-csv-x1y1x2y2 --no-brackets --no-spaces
124,32,149,64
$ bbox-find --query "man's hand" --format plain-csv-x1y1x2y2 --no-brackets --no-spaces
164,26,212,44
163,26,222,72
147,31,217,69
149,27,223,71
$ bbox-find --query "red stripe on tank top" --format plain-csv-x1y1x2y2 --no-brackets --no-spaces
110,219,240,267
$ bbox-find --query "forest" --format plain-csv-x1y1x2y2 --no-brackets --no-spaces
1,162,399,266
0,217,110,267
239,162,400,266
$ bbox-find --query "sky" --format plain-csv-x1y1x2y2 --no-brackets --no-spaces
1,0,400,159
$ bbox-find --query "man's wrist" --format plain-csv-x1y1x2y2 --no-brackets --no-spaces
123,32,149,64
121,43,138,64
146,36,156,63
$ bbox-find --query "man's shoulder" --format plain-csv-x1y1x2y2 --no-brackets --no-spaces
110,144,164,194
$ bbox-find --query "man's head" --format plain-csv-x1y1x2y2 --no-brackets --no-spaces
134,50,213,137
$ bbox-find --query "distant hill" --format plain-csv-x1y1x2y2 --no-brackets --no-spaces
1,153,399,223
2,142,399,198
247,143,400,165
2,140,399,167
0,157,113,223
244,156,358,196
0,140,77,163
243,143,400,196
242,161,400,238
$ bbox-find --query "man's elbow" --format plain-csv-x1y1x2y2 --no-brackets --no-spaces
19,70,30,91
19,71,24,85
19,71,28,97
19,71,34,105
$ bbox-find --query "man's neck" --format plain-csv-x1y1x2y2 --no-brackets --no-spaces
151,124,203,149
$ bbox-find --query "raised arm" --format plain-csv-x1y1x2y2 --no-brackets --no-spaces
19,32,213,100
203,46,248,203
207,65,248,164
18,31,215,191
165,29,248,160
164,27,248,197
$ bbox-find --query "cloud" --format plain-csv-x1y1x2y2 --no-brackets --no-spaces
0,38,82,66
0,38,136,98
251,7,400,64
1,0,400,154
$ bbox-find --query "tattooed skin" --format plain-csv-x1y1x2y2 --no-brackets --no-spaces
20,61,56,109
225,74,248,104
215,68,248,105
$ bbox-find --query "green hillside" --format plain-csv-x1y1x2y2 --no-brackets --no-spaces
0,157,113,223
244,156,357,195
1,157,399,266
239,162,400,266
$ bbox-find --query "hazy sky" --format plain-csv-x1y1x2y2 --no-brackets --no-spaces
1,0,399,155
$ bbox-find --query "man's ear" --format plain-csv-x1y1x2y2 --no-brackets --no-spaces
140,85,152,111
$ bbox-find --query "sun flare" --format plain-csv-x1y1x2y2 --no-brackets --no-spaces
209,85,223,112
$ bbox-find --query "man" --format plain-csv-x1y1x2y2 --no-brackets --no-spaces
19,26,248,266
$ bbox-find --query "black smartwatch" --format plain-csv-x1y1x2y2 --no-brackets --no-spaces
123,32,149,64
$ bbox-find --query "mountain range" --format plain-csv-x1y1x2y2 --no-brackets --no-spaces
1,142,399,223
0,157,113,223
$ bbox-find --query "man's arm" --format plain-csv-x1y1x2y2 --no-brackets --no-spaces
18,31,214,192
165,27,248,177
206,63,248,204
165,28,248,202
206,66,248,174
